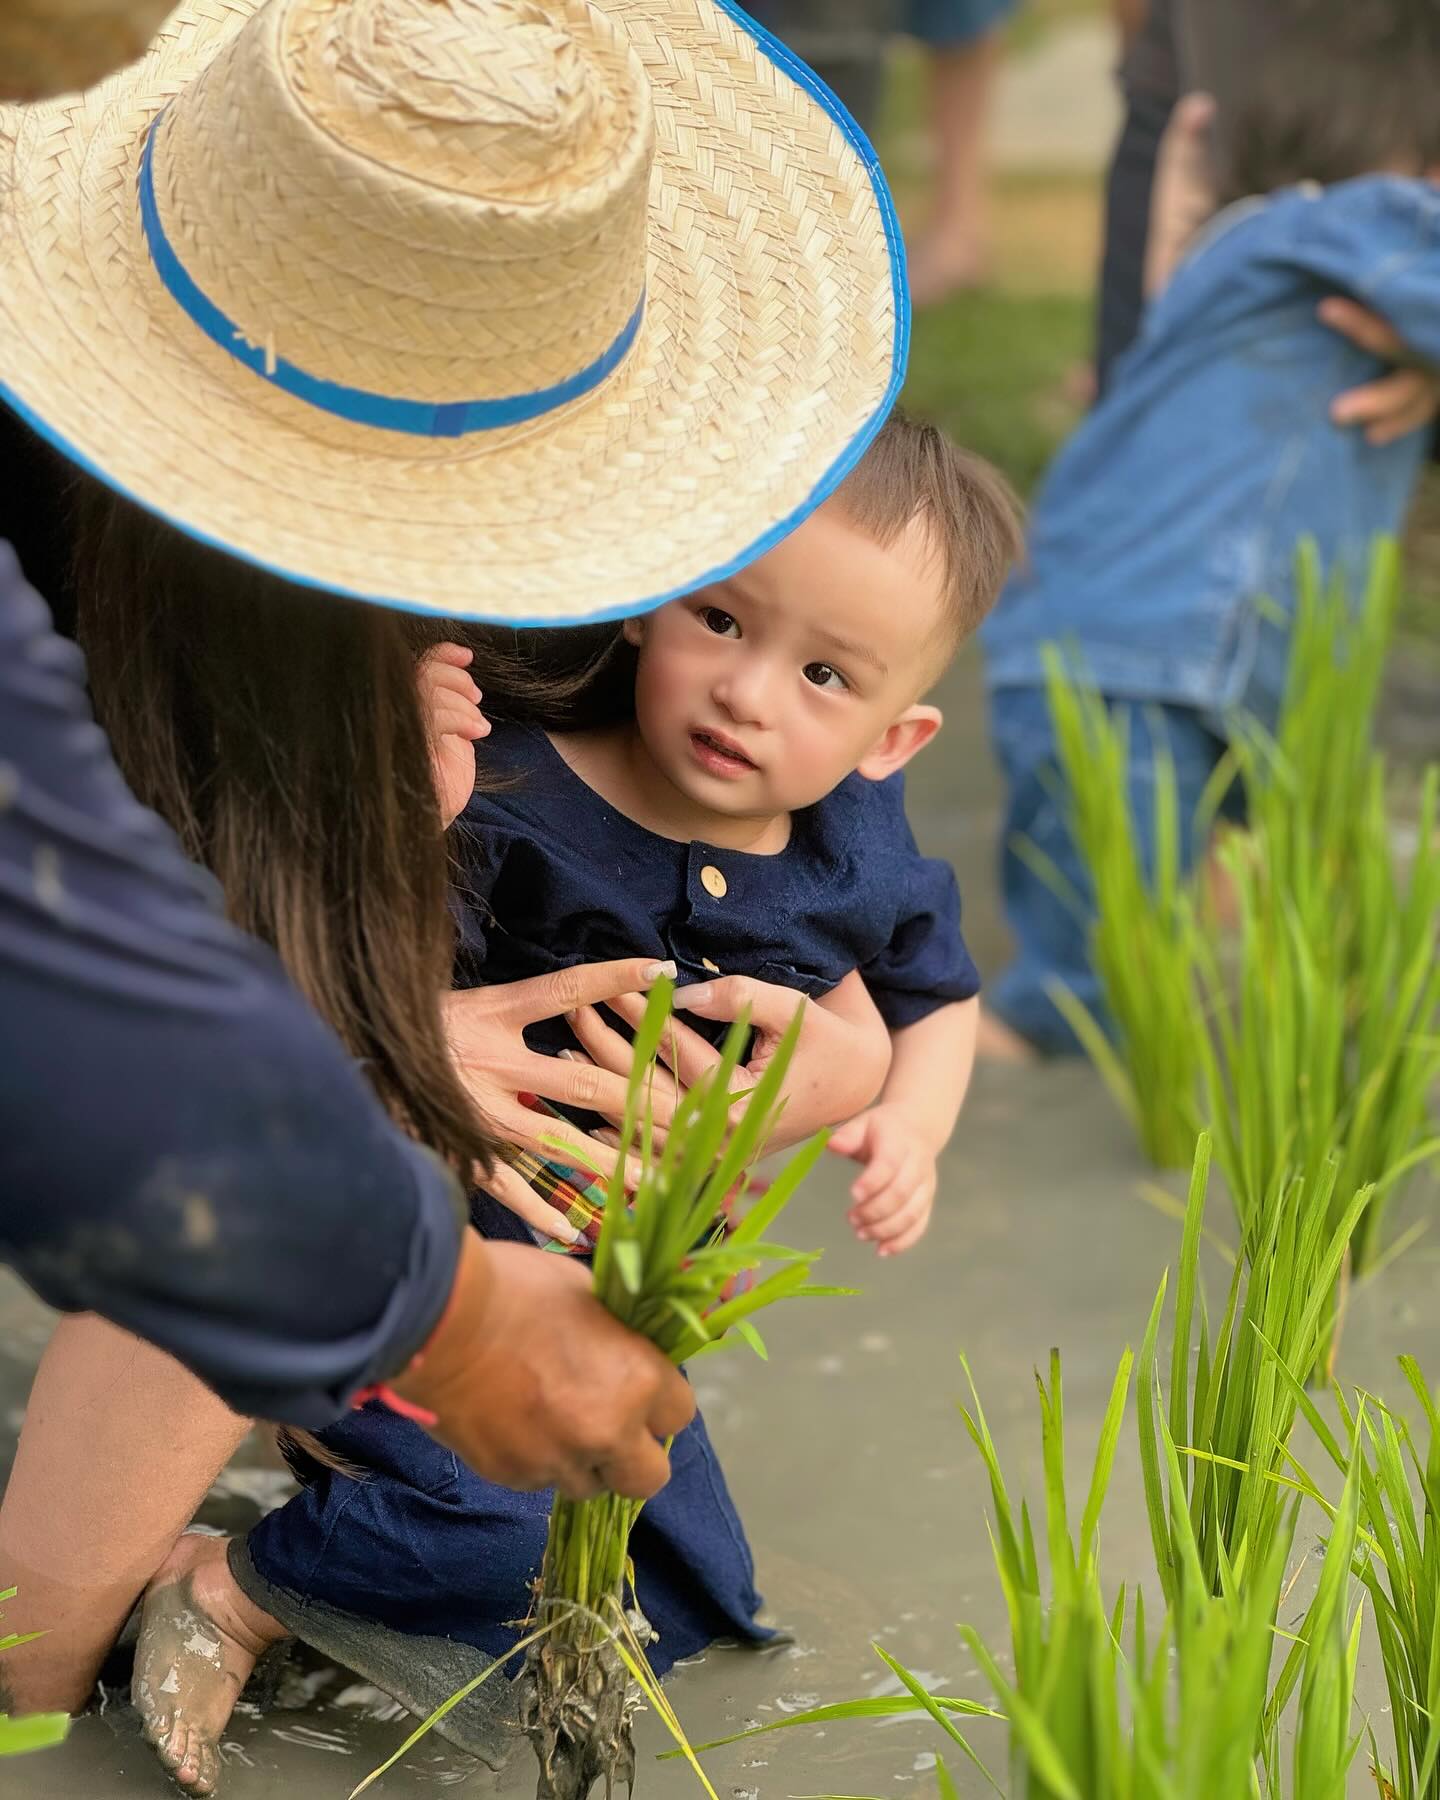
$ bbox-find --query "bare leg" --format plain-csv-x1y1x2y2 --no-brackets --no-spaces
908,30,1003,307
0,1314,250,1714
134,1533,287,1795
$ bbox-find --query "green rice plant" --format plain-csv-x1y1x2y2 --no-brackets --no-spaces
1138,1134,1374,1595
1021,647,1201,1169
0,1588,68,1759
1211,539,1440,1274
1235,538,1399,951
1192,770,1440,1284
522,978,844,1800
1275,1359,1440,1798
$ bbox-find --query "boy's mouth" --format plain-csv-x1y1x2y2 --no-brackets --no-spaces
689,728,758,779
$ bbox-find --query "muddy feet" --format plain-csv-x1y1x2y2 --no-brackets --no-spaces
132,1532,288,1795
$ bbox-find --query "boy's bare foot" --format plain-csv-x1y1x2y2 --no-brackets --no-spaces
133,1532,288,1795
974,1005,1039,1064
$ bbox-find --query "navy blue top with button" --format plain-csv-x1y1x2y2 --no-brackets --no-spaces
452,719,979,1042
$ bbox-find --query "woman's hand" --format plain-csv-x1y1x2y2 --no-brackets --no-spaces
443,958,679,1239
395,1231,694,1500
1321,299,1440,447
418,642,490,829
571,968,891,1151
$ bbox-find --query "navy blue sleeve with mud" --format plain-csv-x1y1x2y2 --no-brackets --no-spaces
0,545,463,1426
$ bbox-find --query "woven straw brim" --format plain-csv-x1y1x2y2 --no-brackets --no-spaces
0,0,905,625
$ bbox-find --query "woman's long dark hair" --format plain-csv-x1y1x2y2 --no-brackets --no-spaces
72,480,498,1182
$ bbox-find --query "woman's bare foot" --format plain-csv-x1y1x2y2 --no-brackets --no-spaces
133,1532,288,1795
974,1005,1039,1064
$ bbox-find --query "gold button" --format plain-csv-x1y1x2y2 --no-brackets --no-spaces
700,864,728,899
702,957,720,974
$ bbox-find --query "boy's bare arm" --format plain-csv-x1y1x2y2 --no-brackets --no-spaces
872,997,979,1154
828,997,978,1257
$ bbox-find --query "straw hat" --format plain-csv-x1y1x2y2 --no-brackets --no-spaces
0,0,907,624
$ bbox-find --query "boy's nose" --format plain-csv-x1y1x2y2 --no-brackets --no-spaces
714,662,774,728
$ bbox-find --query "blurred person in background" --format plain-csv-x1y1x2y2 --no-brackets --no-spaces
979,0,1440,1060
750,0,1017,305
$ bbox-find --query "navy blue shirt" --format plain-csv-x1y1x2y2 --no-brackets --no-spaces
0,545,463,1426
453,720,978,1041
984,176,1440,728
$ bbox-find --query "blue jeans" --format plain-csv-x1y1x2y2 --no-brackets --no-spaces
986,685,1234,1055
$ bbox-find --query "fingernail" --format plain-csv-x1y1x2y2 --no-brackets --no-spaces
677,983,712,1008
557,1049,576,1061
642,960,678,983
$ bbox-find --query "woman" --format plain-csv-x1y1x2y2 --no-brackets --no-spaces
0,0,906,1783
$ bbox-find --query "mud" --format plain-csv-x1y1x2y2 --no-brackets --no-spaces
3,651,1438,1798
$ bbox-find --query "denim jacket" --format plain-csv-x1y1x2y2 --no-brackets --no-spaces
982,175,1440,726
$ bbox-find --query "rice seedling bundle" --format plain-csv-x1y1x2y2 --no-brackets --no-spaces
0,1587,68,1759
1028,647,1201,1169
521,979,844,1799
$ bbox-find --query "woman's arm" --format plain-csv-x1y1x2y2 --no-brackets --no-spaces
1,551,694,1498
0,546,464,1426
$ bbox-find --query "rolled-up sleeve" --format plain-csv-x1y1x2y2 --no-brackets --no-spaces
0,545,463,1425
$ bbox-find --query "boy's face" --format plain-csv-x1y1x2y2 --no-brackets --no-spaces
624,499,948,822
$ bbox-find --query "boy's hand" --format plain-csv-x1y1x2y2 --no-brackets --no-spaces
829,1104,939,1257
418,641,490,829
1322,299,1440,447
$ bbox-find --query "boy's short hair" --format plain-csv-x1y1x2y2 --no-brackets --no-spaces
1221,0,1440,204
833,409,1023,653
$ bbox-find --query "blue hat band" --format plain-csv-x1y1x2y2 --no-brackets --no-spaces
137,117,646,440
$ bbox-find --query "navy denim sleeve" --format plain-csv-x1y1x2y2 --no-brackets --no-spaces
859,778,981,1030
0,546,463,1426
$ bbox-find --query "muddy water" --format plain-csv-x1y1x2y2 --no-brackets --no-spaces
4,652,1438,1798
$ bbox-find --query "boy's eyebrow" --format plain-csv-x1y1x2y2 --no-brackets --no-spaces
815,627,890,677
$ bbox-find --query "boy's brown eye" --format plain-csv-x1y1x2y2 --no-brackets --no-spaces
803,661,848,692
701,607,740,637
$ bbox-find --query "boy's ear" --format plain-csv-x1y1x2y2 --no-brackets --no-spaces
857,704,943,782
621,616,647,649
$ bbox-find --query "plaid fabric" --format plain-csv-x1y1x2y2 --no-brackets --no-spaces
498,1095,755,1295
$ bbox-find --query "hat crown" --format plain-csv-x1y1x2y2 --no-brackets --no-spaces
289,0,643,203
148,0,654,413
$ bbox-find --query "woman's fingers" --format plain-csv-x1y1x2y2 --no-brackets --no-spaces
522,1043,675,1128
605,990,720,1089
675,974,806,1036
499,958,677,1029
480,1159,584,1247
